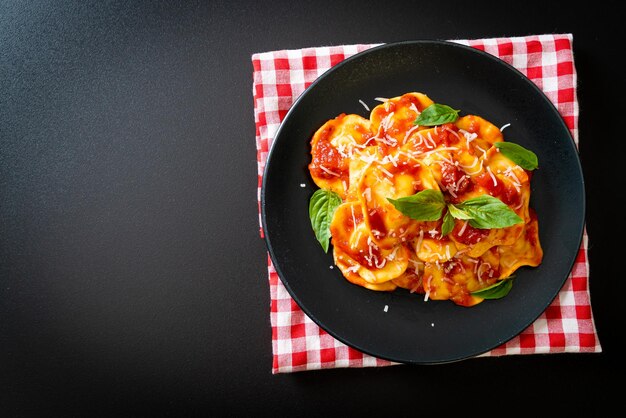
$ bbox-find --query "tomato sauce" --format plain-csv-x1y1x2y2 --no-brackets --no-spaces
474,171,520,206
452,222,488,245
501,184,520,206
310,126,348,180
525,209,539,245
388,158,422,178
443,259,464,276
440,162,472,200
434,123,461,147
478,261,500,282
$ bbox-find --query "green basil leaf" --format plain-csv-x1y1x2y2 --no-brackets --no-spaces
457,195,523,229
441,210,455,237
413,103,460,126
494,142,539,170
471,277,514,299
309,189,342,252
447,203,472,220
387,189,445,221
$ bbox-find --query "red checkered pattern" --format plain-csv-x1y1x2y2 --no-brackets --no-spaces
253,34,601,374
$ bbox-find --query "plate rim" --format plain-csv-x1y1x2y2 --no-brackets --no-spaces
260,39,586,364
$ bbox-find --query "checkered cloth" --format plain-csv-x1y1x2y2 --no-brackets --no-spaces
252,34,602,374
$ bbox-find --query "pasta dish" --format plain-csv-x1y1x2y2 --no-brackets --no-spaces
308,92,543,307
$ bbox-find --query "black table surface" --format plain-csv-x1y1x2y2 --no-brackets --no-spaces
1,1,619,416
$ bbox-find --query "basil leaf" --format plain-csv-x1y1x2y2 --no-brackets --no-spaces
447,203,472,220
309,189,342,252
441,210,455,237
387,189,445,221
494,142,539,170
457,195,523,229
471,277,514,299
413,103,460,126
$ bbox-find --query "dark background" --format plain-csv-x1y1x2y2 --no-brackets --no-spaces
1,1,619,416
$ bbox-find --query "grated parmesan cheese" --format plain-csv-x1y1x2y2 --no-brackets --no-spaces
346,265,360,273
486,166,498,187
423,275,432,302
458,220,469,236
425,132,436,149
378,165,394,178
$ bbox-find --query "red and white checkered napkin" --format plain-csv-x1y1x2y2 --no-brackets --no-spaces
252,34,602,374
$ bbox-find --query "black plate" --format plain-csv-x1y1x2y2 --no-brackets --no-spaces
261,40,585,364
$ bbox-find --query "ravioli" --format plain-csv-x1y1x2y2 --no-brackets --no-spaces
308,92,543,307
